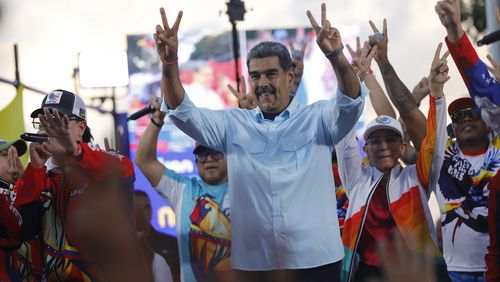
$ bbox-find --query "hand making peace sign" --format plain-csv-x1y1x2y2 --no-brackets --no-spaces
154,8,183,65
428,42,450,98
306,3,342,54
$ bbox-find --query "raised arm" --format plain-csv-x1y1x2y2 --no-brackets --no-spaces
307,3,360,99
347,38,395,118
435,0,500,134
134,98,166,187
334,128,365,197
155,8,185,110
370,19,428,150
416,43,450,195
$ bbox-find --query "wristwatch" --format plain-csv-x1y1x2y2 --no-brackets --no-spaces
325,43,344,60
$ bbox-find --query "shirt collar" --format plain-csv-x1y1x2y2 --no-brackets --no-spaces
253,94,299,122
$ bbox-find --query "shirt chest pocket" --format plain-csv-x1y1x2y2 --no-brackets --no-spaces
231,134,266,173
280,129,317,171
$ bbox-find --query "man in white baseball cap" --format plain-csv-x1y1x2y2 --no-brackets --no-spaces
335,101,449,281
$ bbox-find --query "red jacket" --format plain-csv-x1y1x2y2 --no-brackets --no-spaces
12,142,135,281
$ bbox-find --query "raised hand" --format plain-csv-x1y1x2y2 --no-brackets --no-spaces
435,0,463,41
368,19,388,64
149,97,166,125
6,147,24,182
429,43,450,98
288,40,307,95
38,108,78,155
346,38,377,80
29,142,51,168
228,77,257,110
306,3,342,54
154,8,183,65
412,77,431,105
486,54,500,82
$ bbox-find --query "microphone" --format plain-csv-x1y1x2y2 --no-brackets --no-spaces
478,29,500,46
126,106,155,121
127,98,162,121
20,133,49,143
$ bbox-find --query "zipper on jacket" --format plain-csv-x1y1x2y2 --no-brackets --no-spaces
346,174,383,282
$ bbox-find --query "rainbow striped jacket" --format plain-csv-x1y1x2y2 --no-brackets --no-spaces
335,96,448,281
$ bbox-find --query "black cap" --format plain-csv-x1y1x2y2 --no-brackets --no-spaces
0,138,27,156
193,142,210,155
30,89,87,120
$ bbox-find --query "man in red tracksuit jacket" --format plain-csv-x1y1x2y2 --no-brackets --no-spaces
9,89,139,281
0,137,45,282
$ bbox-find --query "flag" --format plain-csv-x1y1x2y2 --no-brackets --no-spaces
0,84,27,164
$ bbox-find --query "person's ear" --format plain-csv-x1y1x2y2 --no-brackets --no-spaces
287,68,295,90
399,142,407,156
79,121,87,139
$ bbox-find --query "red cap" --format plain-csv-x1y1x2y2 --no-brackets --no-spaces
448,97,476,116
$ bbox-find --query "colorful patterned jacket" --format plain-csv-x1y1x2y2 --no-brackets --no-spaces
13,142,135,281
446,33,500,281
446,33,500,135
335,96,448,282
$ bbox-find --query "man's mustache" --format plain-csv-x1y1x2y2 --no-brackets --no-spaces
255,86,276,97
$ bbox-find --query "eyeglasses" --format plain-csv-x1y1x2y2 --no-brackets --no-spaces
195,150,224,163
450,108,481,124
365,136,402,147
32,116,80,129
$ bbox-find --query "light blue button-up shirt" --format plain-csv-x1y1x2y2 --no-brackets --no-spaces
162,85,367,270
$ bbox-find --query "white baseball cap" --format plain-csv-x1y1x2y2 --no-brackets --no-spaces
363,115,403,140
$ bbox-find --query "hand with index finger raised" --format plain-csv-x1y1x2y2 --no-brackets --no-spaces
306,3,342,54
154,8,183,64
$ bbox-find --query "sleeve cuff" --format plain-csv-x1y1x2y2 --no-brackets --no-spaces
163,93,194,123
336,81,368,107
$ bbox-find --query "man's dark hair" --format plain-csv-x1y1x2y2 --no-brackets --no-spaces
83,126,93,143
247,42,293,71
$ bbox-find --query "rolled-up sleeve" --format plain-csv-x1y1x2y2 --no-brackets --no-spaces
321,82,367,146
164,94,227,153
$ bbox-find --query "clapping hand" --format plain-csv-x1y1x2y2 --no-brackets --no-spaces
6,147,24,182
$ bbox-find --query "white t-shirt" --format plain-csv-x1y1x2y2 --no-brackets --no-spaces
436,139,500,272
153,253,173,282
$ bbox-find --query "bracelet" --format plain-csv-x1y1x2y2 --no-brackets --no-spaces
325,43,344,60
162,55,178,65
151,117,164,128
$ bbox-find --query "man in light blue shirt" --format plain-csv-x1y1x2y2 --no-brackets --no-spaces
154,4,367,281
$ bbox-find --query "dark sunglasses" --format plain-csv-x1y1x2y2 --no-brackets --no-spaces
450,108,481,124
195,150,224,163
